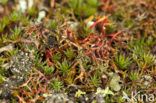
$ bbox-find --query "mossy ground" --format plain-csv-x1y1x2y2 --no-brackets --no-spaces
0,0,155,103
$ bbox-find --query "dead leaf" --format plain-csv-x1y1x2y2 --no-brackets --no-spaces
0,43,14,53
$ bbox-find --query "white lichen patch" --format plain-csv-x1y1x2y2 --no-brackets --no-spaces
9,50,33,80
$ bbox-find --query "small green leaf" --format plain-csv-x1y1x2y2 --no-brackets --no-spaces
110,74,121,91
75,89,86,98
96,87,114,97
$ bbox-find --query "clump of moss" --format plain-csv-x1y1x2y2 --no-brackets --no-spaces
0,74,3,84
68,0,99,18
115,54,131,70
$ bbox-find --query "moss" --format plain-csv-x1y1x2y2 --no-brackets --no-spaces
68,0,99,18
0,0,155,102
115,54,131,70
0,74,3,84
